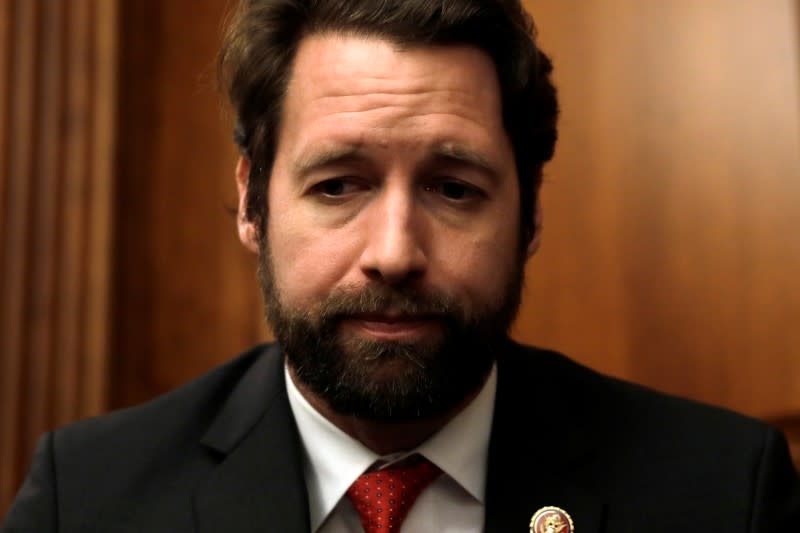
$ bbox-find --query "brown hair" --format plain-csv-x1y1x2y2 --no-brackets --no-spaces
219,0,558,243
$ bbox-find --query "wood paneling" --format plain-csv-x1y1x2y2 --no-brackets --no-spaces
515,0,800,417
0,0,117,516
112,1,264,408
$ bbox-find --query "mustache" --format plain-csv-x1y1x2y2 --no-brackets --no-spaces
314,283,462,322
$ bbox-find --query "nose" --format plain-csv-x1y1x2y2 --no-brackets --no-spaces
358,186,428,286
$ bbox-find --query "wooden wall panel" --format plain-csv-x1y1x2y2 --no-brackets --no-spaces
112,1,264,408
0,0,117,516
515,0,800,417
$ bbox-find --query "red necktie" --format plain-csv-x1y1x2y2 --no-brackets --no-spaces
346,457,442,532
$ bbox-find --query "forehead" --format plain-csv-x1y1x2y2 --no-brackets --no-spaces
278,33,509,158
290,32,499,93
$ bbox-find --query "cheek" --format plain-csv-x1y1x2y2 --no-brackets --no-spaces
265,172,348,307
430,217,520,308
267,216,361,306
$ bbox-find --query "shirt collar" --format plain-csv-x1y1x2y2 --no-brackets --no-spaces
286,362,497,531
417,363,496,502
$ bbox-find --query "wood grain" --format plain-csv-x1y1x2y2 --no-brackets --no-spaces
112,0,264,408
0,0,39,515
516,0,800,417
0,0,117,516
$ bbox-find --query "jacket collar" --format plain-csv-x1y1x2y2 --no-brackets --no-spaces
194,344,310,532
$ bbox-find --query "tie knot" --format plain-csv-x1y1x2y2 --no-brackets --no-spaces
346,456,442,532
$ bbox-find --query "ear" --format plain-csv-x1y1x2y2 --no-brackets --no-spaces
235,156,260,254
526,198,542,258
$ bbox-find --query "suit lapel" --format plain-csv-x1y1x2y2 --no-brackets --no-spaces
484,342,617,533
193,345,310,533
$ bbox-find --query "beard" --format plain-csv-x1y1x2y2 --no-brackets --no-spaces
258,243,525,422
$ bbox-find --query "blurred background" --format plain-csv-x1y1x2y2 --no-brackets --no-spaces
1,0,799,516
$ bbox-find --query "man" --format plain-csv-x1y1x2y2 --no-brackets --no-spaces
4,0,800,531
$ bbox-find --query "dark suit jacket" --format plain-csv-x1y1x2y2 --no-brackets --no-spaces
3,342,800,532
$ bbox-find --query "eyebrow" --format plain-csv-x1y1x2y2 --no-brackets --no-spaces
292,141,500,180
429,143,499,181
293,145,366,176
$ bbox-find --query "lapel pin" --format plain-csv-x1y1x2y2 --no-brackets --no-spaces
530,506,574,533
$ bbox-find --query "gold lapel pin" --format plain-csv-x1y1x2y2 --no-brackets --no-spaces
530,506,574,533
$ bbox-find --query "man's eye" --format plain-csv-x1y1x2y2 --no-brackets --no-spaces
425,181,483,201
311,178,363,198
440,182,469,200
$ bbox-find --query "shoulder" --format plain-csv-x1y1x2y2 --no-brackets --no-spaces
499,341,771,441
3,343,286,531
51,343,282,475
498,343,800,517
494,342,800,530
495,342,785,489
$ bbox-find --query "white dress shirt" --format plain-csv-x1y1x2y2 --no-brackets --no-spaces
285,363,497,532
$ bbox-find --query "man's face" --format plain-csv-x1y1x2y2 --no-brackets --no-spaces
238,33,531,420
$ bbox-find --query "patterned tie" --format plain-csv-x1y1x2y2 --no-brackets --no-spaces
346,456,442,532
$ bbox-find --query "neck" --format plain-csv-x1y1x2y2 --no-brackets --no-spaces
287,365,483,455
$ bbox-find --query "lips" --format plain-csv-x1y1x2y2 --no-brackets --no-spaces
342,313,442,340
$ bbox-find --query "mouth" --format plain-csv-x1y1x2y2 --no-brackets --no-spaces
341,313,443,341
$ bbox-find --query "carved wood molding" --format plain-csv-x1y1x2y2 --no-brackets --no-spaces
0,0,118,515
